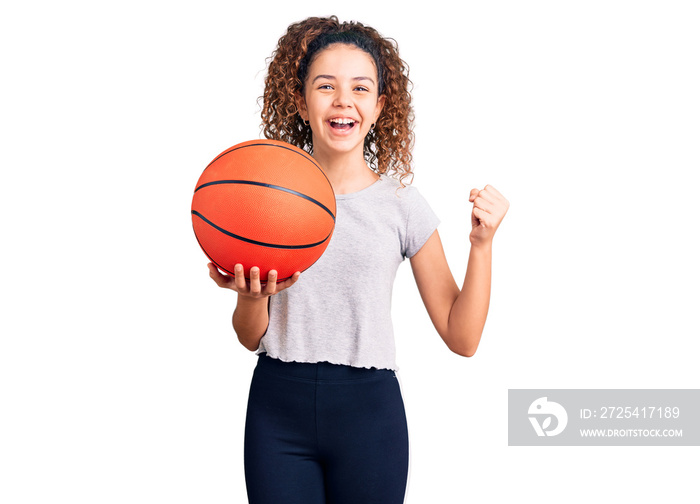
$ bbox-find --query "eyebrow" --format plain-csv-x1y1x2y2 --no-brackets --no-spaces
311,74,376,85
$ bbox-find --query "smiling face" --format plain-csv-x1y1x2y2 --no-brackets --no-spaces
296,44,385,164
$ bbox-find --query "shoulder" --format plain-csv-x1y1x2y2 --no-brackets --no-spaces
374,175,423,203
362,176,418,221
370,176,438,231
376,175,434,215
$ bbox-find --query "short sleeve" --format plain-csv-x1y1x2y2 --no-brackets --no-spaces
403,186,440,258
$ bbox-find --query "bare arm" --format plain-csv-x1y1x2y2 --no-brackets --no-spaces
410,185,508,357
208,263,300,351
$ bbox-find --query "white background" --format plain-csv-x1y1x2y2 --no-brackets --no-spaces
2,0,698,502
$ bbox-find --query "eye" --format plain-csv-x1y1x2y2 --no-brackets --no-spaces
318,84,334,90
354,86,370,92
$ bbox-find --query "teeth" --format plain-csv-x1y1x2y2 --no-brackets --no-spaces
330,118,355,124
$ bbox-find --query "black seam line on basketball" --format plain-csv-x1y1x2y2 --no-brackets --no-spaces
207,143,321,172
205,142,332,189
194,180,335,221
192,210,331,249
192,231,293,282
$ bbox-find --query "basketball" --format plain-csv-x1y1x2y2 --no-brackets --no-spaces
191,139,336,282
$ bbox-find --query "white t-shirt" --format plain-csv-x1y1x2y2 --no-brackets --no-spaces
257,175,440,370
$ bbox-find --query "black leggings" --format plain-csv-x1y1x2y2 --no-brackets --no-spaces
244,354,409,504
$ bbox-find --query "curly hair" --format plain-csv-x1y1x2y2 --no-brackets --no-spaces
260,16,414,184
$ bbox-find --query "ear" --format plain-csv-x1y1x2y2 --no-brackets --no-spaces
295,92,308,122
373,95,386,123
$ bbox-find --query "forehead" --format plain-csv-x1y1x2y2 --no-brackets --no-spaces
308,43,378,77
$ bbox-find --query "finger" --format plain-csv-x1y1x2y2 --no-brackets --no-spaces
208,263,228,287
249,267,262,295
233,264,247,291
279,271,301,291
468,188,479,202
483,184,505,200
475,187,500,207
480,187,509,218
473,196,495,215
263,270,278,295
472,206,488,226
482,186,510,212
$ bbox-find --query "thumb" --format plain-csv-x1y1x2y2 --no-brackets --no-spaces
208,263,229,288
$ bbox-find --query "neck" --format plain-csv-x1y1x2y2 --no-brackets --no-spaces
313,150,379,195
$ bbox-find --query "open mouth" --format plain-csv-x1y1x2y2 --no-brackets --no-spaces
328,118,357,131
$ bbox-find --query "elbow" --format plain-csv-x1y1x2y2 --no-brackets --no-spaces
236,330,264,352
444,328,482,357
234,325,264,352
449,343,478,358
233,319,267,352
239,337,260,352
461,347,478,358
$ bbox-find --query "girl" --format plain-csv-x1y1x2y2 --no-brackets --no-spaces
208,15,509,504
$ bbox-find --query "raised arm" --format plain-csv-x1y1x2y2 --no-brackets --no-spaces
410,185,508,357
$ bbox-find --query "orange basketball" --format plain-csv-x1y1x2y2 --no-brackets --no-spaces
191,139,336,282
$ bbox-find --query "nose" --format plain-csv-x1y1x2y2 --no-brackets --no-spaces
332,87,352,108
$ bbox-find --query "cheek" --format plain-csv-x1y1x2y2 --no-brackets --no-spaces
305,99,325,120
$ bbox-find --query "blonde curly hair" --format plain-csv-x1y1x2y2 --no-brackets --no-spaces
260,16,414,184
